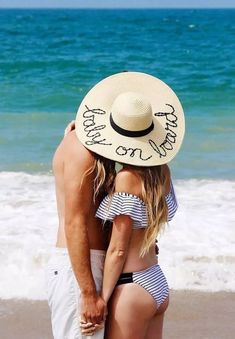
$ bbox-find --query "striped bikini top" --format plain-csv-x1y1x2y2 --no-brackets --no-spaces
96,180,178,229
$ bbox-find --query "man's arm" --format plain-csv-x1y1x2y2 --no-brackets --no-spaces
63,132,105,324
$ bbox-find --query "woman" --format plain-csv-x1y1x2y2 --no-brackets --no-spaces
74,71,185,338
96,163,176,338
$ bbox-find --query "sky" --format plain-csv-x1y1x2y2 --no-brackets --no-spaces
1,0,235,8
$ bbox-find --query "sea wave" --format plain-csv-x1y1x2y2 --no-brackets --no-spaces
0,172,235,299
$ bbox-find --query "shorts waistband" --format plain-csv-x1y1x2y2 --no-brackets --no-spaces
51,247,106,257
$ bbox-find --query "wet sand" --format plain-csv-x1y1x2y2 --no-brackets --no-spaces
0,291,234,339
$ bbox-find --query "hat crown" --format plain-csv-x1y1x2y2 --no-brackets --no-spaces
111,92,153,132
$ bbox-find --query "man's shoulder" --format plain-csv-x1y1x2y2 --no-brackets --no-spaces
63,130,95,166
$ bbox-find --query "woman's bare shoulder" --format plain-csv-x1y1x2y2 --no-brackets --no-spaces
114,168,142,197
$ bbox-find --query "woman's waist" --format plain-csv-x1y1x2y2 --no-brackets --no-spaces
122,248,158,273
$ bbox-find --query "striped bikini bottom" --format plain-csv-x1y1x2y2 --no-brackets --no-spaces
116,264,169,309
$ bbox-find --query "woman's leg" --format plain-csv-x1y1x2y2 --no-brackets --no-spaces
105,283,157,339
145,297,169,339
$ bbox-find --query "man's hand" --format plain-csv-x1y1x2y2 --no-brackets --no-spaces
80,320,104,337
64,120,76,137
80,293,107,325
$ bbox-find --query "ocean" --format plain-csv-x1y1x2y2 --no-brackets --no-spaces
0,9,235,299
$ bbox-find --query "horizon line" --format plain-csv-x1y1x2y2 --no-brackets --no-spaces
1,7,235,9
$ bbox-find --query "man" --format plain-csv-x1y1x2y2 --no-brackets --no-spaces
47,127,106,339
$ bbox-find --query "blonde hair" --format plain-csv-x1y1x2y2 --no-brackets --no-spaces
93,155,116,199
81,158,168,257
130,165,168,257
81,155,116,200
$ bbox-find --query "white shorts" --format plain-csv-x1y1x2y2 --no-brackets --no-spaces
46,247,106,339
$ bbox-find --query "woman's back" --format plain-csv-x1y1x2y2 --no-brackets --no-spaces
97,164,172,272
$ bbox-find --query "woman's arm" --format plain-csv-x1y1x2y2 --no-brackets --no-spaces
102,214,133,303
101,170,141,303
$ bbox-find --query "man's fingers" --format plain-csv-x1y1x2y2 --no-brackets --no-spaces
81,327,95,333
94,322,104,330
80,295,106,328
79,316,86,324
80,320,95,336
90,313,101,325
80,322,94,329
81,330,95,336
69,120,75,131
80,322,104,329
80,321,104,336
80,314,93,324
64,120,76,136
81,324,104,336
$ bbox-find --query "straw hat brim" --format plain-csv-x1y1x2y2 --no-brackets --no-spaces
75,72,185,166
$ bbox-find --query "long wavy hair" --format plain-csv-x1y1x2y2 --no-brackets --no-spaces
129,165,169,257
81,154,116,200
81,157,168,257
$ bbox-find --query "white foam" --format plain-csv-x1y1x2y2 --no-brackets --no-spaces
159,179,235,292
0,172,56,300
0,172,235,300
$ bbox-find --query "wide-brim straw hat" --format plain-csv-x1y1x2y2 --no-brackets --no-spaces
75,71,185,167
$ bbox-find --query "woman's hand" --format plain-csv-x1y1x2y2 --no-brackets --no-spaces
64,120,76,137
80,318,104,336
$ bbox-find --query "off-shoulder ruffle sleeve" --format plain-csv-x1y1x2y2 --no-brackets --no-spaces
96,192,148,229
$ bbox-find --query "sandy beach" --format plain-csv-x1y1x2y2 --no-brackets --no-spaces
0,290,234,339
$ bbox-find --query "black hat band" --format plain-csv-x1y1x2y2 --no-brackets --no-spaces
110,114,154,138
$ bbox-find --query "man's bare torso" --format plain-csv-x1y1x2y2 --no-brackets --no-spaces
52,130,106,250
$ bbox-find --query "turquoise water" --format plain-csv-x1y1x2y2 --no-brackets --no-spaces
1,10,235,297
0,9,235,178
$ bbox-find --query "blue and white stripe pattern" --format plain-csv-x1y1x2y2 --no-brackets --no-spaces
133,264,169,308
96,192,148,229
96,180,178,228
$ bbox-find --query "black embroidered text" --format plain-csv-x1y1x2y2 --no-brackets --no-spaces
149,104,178,158
116,146,152,161
83,106,112,146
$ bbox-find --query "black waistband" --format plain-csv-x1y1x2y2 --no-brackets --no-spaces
116,272,133,286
